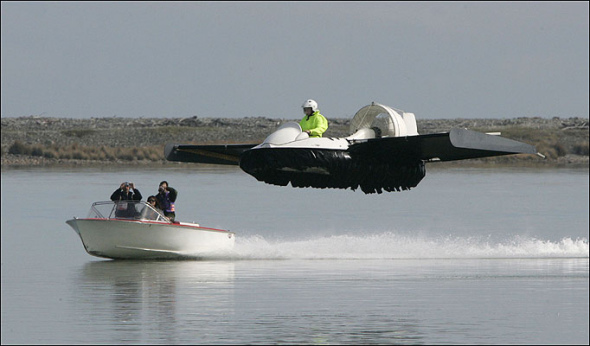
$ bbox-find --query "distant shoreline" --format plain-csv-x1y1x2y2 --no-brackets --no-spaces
2,116,588,168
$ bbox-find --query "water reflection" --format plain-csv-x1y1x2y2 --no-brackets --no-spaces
74,260,235,343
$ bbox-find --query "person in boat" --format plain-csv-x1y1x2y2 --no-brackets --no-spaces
156,181,178,222
110,182,142,218
300,99,328,138
141,195,165,221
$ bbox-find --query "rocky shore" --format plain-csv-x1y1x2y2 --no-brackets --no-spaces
1,116,588,168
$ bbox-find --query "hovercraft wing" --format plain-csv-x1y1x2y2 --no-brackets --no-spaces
164,143,258,165
348,128,538,163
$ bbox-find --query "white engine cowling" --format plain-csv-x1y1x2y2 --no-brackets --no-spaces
348,102,418,139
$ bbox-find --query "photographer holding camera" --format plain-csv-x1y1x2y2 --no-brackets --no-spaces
155,181,178,222
110,182,143,218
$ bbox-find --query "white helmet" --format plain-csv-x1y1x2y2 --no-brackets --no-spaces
302,99,318,112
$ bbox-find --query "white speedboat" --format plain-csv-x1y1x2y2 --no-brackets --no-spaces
66,201,235,260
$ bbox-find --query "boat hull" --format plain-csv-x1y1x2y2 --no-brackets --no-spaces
67,218,235,260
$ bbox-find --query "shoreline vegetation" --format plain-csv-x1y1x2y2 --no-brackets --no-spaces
1,116,588,169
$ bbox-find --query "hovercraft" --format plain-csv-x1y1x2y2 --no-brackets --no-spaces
165,103,541,194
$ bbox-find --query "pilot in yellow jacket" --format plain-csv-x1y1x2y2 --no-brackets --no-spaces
300,99,328,137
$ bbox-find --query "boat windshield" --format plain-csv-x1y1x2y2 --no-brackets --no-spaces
87,201,170,222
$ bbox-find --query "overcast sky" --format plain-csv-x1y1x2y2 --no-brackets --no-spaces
1,1,588,119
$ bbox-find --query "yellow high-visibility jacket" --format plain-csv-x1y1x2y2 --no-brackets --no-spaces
299,111,328,137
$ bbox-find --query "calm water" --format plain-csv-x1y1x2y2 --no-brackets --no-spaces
1,165,588,344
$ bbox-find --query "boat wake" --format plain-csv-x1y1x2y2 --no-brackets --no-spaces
225,233,589,260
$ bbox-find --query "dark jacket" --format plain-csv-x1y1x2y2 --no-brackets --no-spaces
110,188,143,218
156,186,177,214
110,188,142,202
